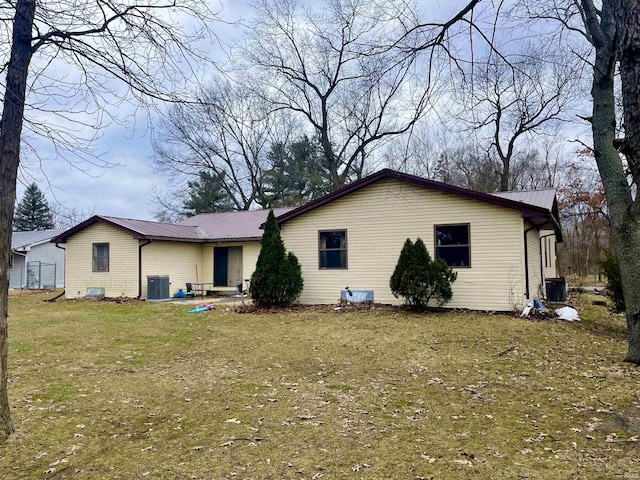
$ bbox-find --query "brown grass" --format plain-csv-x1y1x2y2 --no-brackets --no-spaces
1,292,638,479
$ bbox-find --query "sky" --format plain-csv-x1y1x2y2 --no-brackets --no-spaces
15,0,252,223
14,0,577,224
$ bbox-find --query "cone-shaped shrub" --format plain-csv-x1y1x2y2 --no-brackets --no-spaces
390,237,457,309
250,210,304,307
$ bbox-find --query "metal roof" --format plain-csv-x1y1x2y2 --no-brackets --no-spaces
491,189,557,211
100,216,204,240
12,229,65,250
178,208,293,241
51,209,294,244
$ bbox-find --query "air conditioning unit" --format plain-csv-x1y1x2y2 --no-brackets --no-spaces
545,278,567,302
147,275,170,301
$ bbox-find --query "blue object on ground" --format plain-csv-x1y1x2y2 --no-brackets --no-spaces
533,298,547,311
187,304,214,313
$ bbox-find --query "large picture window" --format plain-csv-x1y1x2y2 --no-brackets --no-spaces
319,230,347,269
435,224,470,267
92,243,110,272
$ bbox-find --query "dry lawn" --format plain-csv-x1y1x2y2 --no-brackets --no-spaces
0,292,639,479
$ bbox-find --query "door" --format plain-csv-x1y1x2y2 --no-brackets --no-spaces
214,247,229,286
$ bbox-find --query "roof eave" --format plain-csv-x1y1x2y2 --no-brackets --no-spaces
51,215,147,243
275,169,552,226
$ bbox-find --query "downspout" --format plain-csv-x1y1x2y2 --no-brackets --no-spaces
138,240,152,299
523,220,547,299
55,243,65,290
539,232,556,298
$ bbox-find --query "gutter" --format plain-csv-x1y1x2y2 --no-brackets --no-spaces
138,240,152,299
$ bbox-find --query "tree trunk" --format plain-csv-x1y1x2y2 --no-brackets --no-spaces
614,0,640,364
586,0,640,365
499,157,510,191
0,0,36,442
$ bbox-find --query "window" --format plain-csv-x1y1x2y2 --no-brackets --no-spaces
544,238,550,267
92,243,109,272
319,230,347,269
9,252,13,270
435,224,470,267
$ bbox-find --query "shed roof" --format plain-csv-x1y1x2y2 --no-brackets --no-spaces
12,229,65,250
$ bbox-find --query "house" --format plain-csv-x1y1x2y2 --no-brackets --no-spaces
52,169,561,310
274,170,561,311
10,229,66,289
50,209,292,299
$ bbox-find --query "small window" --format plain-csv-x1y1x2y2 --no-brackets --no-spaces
319,230,347,269
92,243,109,272
435,224,470,267
544,239,548,268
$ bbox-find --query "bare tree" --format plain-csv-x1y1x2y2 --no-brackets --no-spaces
381,118,567,193
50,204,96,230
241,0,434,190
453,45,578,191
516,0,640,364
379,120,440,178
153,78,291,211
557,153,609,279
0,0,216,442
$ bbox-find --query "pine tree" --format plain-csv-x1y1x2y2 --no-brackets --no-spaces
390,238,415,301
13,183,54,231
250,210,303,307
390,237,457,309
183,171,234,216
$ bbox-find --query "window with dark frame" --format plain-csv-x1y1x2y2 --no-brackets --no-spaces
92,243,110,272
319,230,347,269
544,239,549,268
435,224,470,267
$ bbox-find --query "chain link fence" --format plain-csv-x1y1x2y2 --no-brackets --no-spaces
10,261,58,290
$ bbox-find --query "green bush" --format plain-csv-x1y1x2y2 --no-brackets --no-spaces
390,238,457,309
600,249,625,313
250,210,304,307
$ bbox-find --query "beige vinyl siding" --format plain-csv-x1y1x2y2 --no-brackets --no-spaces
65,223,139,298
141,241,202,299
526,225,543,299
201,241,261,291
281,178,526,311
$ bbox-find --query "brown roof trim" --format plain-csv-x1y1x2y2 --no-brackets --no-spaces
51,215,146,243
204,237,262,243
275,169,554,226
